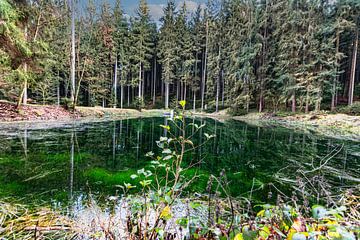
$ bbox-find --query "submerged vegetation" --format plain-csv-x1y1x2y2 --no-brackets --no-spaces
0,102,359,239
1,0,360,238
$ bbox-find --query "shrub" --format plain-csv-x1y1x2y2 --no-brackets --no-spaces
227,105,248,116
132,97,145,110
336,102,360,116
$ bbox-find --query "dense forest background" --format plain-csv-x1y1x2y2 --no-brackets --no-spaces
0,0,359,113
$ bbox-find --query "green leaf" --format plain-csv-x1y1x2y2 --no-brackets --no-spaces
312,205,327,219
124,182,136,189
162,148,172,154
146,151,154,157
179,100,186,108
139,179,152,187
160,125,170,131
160,205,172,220
163,155,173,160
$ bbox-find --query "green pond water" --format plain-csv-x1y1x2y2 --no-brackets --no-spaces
0,117,359,208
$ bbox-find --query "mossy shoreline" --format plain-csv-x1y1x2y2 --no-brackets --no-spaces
0,102,359,141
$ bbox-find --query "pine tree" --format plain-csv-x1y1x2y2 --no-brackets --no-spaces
190,5,204,111
175,3,194,102
130,0,154,101
158,0,177,109
113,0,130,108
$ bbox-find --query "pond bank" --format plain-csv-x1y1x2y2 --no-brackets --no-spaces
189,110,360,142
0,101,166,127
1,101,359,141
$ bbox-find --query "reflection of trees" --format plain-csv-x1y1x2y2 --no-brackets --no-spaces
0,118,358,204
191,119,359,201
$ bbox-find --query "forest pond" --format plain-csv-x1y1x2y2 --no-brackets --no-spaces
0,117,359,209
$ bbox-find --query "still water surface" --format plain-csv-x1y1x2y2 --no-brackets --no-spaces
0,117,358,207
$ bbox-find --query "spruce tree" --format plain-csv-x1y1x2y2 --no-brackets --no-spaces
158,0,177,109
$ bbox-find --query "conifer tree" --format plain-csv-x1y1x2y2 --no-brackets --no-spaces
158,0,177,109
130,0,154,101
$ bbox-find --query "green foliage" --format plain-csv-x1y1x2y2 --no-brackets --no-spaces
132,96,145,110
227,105,249,116
336,102,360,116
0,0,360,112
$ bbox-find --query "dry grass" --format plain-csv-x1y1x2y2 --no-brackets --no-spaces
0,200,74,239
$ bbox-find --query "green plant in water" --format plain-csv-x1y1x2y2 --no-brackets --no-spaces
121,100,214,239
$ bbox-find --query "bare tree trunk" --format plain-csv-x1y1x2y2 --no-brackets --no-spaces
193,90,196,112
120,84,124,109
176,80,179,101
138,63,142,99
184,83,187,102
70,0,76,108
305,86,309,113
142,70,145,98
201,20,209,111
348,26,358,106
23,64,28,105
291,91,296,113
57,83,60,106
215,48,220,113
221,70,225,108
165,82,170,109
127,85,130,107
331,29,340,111
114,56,118,108
18,26,28,107
153,57,157,105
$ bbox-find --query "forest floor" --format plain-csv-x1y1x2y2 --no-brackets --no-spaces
0,101,359,141
0,101,166,123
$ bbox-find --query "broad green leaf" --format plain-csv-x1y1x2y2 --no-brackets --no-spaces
160,205,172,220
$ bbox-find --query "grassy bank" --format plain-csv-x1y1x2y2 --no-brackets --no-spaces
1,192,359,240
1,100,359,141
188,110,360,142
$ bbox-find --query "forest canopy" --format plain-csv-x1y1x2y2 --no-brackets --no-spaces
0,0,359,113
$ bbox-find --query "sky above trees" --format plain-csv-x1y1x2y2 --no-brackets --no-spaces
79,0,207,22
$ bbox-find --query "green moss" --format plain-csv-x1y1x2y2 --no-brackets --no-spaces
84,168,138,188
0,182,26,196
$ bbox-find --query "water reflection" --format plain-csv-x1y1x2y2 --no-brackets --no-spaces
0,118,358,206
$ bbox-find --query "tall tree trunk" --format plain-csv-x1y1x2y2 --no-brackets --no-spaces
23,64,27,105
138,63,142,99
113,56,118,108
215,48,220,113
305,86,310,113
315,65,323,111
70,0,76,108
153,57,157,105
201,20,209,111
331,29,340,111
348,26,358,106
291,91,296,113
193,90,196,112
221,70,225,108
176,80,179,101
165,82,170,109
18,26,28,108
120,84,124,109
127,85,130,107
142,70,145,98
184,83,187,102
57,83,60,107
